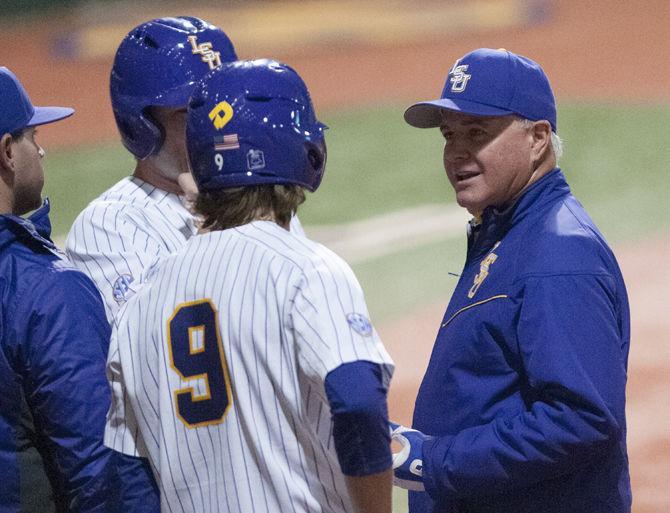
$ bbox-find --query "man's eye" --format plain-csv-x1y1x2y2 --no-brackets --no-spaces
470,128,486,137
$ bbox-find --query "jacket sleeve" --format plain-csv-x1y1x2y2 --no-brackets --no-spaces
422,273,627,499
109,453,161,513
16,267,115,511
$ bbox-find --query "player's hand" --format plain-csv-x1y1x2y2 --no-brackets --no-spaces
389,421,431,491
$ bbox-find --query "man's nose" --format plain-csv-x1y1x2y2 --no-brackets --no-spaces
444,138,470,162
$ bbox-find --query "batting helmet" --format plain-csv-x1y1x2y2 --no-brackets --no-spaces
110,16,237,159
186,59,327,192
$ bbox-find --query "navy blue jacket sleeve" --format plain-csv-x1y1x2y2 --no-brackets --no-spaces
109,453,160,512
423,273,627,499
16,267,113,511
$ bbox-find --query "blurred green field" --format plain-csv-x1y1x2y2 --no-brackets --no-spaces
44,103,670,325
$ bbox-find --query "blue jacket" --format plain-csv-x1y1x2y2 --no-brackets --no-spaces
411,169,631,513
0,202,158,512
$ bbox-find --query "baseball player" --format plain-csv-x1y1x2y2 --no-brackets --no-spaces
104,59,395,513
66,16,307,324
389,48,631,512
0,67,156,512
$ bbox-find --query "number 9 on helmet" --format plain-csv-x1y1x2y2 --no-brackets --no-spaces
186,59,328,193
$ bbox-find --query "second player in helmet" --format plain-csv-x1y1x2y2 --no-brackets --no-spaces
104,59,395,513
67,17,238,323
67,17,304,323
63,16,236,510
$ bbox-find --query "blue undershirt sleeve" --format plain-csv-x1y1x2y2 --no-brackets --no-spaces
324,361,392,477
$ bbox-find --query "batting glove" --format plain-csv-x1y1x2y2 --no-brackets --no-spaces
389,421,431,491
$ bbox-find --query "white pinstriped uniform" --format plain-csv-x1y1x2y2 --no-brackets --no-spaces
65,176,305,323
104,220,394,513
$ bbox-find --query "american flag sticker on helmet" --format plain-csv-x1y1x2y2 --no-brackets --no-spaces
214,134,239,151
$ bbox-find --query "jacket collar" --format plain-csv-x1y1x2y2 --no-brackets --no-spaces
471,169,571,254
0,199,57,250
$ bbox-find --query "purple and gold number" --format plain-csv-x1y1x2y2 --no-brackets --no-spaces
167,299,232,428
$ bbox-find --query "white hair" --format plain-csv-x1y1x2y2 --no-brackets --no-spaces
551,131,563,161
518,118,563,161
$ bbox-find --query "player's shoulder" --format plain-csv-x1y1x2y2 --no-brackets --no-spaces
235,220,352,270
78,176,172,213
70,177,142,221
68,177,170,238
88,176,149,204
234,221,363,299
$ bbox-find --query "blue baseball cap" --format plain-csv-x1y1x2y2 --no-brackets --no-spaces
0,67,74,136
404,48,557,131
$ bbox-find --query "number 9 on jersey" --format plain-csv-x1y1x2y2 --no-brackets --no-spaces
167,299,233,428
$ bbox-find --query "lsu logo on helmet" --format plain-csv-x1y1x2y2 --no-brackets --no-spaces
188,35,222,70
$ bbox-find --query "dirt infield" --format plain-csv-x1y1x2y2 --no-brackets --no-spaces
2,0,668,509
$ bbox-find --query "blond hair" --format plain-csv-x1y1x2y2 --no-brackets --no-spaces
195,184,305,232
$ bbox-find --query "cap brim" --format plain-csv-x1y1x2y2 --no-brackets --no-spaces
404,99,513,128
28,106,74,128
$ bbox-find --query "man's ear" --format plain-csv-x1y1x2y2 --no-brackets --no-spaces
0,133,15,173
530,120,552,163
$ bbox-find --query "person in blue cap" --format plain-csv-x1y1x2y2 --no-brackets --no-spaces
389,49,631,513
0,67,158,511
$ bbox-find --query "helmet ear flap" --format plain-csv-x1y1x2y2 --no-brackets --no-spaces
140,109,166,158
306,142,325,174
114,108,165,159
304,140,327,191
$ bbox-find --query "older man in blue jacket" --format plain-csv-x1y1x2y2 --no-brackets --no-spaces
0,67,158,511
390,49,631,513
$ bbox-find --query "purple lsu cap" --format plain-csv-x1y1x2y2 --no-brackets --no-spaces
0,67,74,136
404,48,557,131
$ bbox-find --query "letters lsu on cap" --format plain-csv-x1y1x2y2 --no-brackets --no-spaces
0,67,74,136
404,48,557,132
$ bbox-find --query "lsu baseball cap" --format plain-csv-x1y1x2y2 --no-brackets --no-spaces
404,48,557,131
0,66,74,136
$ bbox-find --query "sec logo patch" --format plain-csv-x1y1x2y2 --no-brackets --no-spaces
346,313,373,337
113,273,135,304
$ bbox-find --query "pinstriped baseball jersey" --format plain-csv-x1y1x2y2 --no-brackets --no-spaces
66,176,306,323
104,220,394,513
